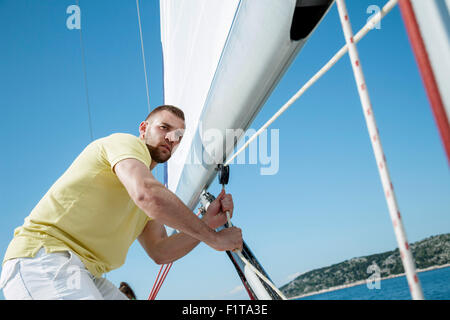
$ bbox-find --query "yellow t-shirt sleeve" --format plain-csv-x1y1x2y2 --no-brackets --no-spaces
100,133,152,172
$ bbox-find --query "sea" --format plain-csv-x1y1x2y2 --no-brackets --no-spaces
296,266,450,300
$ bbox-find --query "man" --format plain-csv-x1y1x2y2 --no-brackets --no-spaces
0,105,242,300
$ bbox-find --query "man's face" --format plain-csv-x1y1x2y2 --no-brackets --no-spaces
139,110,185,163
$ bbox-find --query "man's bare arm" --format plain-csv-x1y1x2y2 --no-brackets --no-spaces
138,220,201,265
139,190,236,264
114,158,242,252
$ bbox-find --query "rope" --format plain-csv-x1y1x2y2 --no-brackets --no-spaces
148,210,202,300
225,212,287,300
76,0,94,141
157,263,173,296
148,263,164,299
336,0,423,300
148,263,172,300
136,0,152,114
225,0,398,166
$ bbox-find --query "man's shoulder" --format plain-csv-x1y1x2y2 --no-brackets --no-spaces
104,132,139,141
97,132,150,166
96,133,142,146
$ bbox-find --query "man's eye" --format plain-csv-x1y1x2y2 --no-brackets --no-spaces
160,126,167,130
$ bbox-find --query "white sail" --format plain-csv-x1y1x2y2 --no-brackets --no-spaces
160,0,240,195
160,0,334,210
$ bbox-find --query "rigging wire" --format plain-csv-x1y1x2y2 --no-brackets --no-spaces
76,0,94,141
225,0,398,166
136,0,159,179
136,0,152,114
135,3,168,299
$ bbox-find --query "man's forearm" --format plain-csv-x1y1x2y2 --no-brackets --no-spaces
137,183,217,246
153,232,201,264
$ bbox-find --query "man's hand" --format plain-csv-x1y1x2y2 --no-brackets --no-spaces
201,190,242,252
202,189,234,229
210,227,243,252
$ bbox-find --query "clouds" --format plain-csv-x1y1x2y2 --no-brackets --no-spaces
228,285,245,295
208,285,246,299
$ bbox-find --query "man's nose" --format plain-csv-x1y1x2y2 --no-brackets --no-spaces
166,131,180,143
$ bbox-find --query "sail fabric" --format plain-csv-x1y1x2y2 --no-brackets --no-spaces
160,0,240,193
160,0,333,210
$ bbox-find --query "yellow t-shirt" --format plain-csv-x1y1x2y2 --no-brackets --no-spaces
3,133,152,278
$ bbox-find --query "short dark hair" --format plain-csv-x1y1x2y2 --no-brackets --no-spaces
119,282,137,300
145,105,185,122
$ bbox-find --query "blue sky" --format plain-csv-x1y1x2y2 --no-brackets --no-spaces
0,0,449,300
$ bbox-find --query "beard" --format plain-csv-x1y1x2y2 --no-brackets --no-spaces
147,144,171,163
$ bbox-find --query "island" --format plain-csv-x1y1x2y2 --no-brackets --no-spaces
279,233,450,299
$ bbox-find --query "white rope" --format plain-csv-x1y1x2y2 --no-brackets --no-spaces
225,0,398,166
335,0,423,300
136,0,151,114
226,212,287,300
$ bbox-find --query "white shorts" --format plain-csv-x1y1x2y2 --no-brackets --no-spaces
0,248,129,300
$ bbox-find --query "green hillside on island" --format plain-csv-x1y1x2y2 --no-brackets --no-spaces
280,233,450,298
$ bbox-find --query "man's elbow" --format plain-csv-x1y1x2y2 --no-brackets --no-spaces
153,257,169,265
134,191,153,207
152,253,176,265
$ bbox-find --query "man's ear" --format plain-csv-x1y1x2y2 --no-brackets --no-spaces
139,121,148,138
